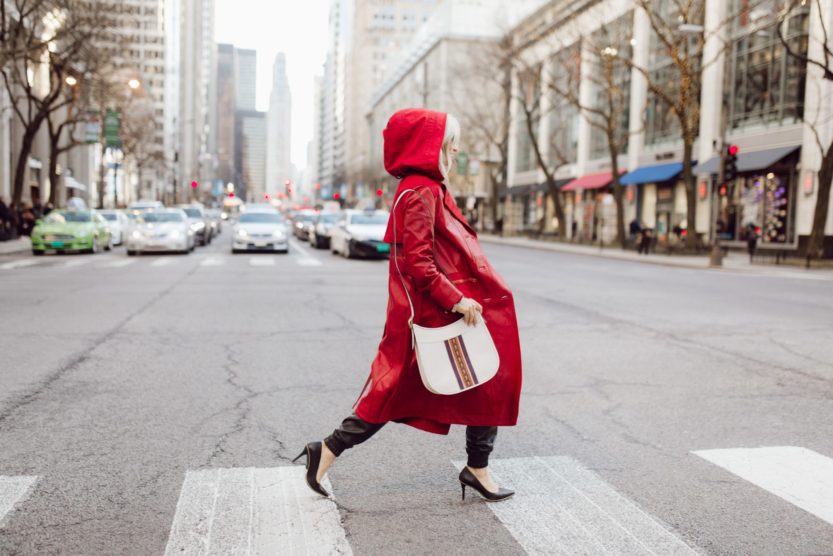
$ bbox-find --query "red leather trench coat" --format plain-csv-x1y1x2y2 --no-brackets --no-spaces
353,108,522,435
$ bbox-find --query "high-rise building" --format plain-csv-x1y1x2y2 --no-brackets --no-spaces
214,44,237,187
235,49,257,111
265,53,292,197
236,111,267,201
343,0,441,199
307,75,323,192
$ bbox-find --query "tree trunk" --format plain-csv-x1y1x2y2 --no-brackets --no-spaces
608,142,626,249
681,138,697,249
807,140,833,262
12,125,39,207
48,136,61,206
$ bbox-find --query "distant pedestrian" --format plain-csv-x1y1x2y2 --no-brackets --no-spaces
746,223,758,263
629,218,642,247
295,109,521,503
638,227,652,255
0,196,10,240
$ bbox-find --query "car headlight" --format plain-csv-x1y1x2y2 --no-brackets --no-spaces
193,221,205,230
169,229,183,239
272,229,285,239
131,230,144,239
235,229,248,238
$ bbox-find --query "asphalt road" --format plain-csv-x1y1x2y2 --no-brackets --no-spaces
0,232,832,555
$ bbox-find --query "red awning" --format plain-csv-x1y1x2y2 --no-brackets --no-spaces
561,170,626,192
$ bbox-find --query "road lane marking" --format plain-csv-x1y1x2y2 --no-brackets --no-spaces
0,476,38,526
164,467,351,555
200,256,224,266
694,446,833,525
454,457,697,555
0,259,42,270
151,257,177,267
102,259,136,268
248,257,275,267
289,239,323,267
63,258,91,268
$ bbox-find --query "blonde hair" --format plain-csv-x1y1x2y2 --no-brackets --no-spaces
439,114,461,183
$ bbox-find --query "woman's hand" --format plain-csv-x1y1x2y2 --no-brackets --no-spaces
452,297,482,326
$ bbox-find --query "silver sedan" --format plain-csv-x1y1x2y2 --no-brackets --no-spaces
126,209,195,255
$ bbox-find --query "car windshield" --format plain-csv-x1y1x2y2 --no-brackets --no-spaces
45,211,91,223
240,213,282,224
100,213,118,221
294,213,316,223
350,213,388,226
318,213,339,223
182,208,202,218
140,212,184,223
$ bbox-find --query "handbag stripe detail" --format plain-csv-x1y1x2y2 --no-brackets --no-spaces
444,336,479,389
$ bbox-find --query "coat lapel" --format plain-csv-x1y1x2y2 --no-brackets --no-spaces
442,188,476,235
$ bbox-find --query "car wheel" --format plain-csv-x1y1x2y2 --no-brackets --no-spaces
231,248,239,254
104,235,112,251
127,250,136,256
343,241,353,259
32,249,44,256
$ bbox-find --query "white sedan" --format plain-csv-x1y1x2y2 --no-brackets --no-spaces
231,211,289,253
126,209,195,255
98,210,130,246
329,209,390,259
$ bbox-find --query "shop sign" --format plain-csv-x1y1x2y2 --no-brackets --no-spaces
104,109,121,148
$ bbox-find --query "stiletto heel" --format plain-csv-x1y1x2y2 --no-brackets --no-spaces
293,442,330,497
458,467,514,502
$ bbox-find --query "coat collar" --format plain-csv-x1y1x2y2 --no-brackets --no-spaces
441,185,476,235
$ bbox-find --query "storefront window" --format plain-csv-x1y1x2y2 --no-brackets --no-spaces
728,0,808,129
717,170,794,244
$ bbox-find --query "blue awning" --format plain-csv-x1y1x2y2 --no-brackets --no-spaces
693,145,799,175
620,162,686,185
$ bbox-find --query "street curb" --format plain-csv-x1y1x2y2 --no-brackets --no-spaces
477,235,733,271
0,238,32,257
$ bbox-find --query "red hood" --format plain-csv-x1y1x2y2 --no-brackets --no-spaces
384,108,447,181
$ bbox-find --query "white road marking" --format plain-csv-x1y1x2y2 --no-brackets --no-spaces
151,257,176,267
164,467,351,555
200,256,224,267
0,259,42,270
102,259,136,268
289,239,323,267
62,258,91,268
454,457,697,556
248,257,275,267
0,476,38,526
694,446,833,526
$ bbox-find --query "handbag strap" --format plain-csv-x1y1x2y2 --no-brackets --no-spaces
391,187,440,330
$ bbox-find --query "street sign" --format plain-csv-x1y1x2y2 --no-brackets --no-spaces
85,112,101,144
457,152,469,176
104,109,121,147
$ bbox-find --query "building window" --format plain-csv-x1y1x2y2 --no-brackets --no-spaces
548,43,580,165
515,66,542,174
727,0,808,129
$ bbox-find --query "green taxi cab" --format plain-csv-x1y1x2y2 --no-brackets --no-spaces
31,209,113,255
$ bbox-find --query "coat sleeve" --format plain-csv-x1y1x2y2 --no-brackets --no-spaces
401,188,463,311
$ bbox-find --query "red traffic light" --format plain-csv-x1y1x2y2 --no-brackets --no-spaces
376,188,384,197
191,180,198,189
228,192,235,198
333,192,341,200
727,144,739,156
314,183,321,190
264,193,270,200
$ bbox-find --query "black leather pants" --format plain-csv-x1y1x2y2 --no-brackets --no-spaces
324,414,498,468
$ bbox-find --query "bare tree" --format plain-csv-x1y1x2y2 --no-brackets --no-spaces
777,0,833,262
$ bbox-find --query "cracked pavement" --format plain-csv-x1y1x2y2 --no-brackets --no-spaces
0,238,832,554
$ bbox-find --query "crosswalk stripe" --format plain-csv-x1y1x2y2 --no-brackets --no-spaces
694,446,833,525
455,457,697,555
289,240,323,267
200,256,224,267
151,257,176,267
0,259,41,270
248,257,275,267
0,476,38,526
102,259,136,268
63,258,91,268
164,467,351,555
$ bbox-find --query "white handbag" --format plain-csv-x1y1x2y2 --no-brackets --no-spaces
392,188,500,396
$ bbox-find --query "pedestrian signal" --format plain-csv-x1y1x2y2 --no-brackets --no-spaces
725,144,739,182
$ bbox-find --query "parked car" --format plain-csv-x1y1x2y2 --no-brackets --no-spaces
232,210,289,254
290,209,317,240
309,211,340,249
177,205,212,246
126,209,194,256
30,209,112,255
329,209,390,259
98,210,130,245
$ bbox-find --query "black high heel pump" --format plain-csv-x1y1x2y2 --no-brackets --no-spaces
459,467,514,502
292,441,330,497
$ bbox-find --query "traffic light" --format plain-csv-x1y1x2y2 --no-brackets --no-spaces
333,192,341,200
191,180,198,189
725,144,739,182
376,188,384,197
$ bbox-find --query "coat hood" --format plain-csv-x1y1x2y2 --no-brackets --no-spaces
384,108,447,181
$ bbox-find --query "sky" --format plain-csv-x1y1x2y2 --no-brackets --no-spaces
214,0,330,172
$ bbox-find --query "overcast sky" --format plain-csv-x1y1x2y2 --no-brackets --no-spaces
214,0,330,171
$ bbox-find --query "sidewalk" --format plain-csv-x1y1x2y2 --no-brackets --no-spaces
479,234,833,276
0,237,31,256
